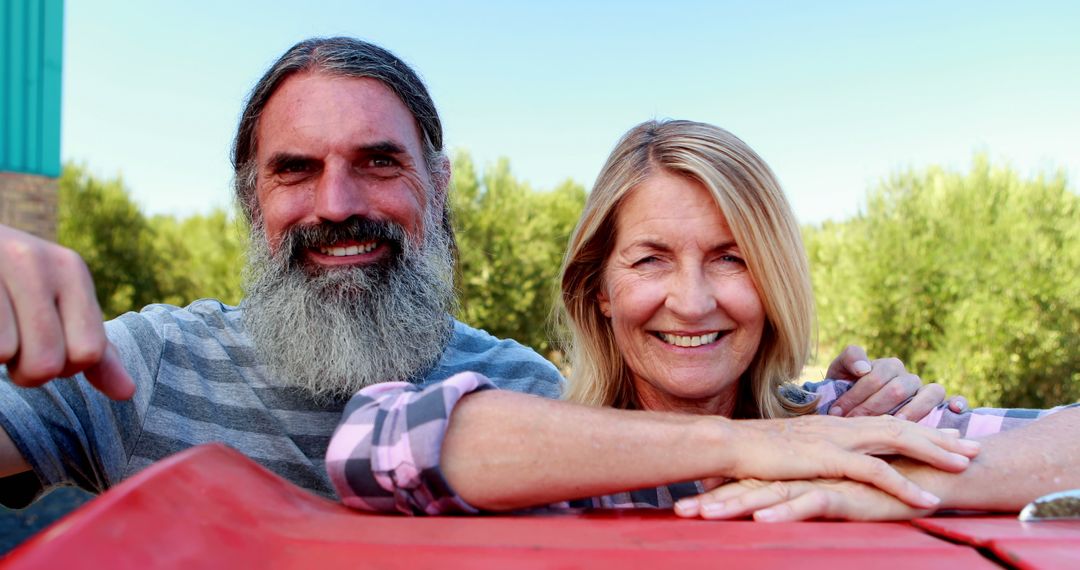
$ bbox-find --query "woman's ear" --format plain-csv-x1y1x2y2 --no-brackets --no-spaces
597,287,612,318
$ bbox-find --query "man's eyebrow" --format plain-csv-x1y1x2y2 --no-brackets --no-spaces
265,152,314,172
357,141,408,155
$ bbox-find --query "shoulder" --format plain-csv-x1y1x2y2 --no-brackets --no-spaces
422,320,564,398
108,299,243,335
105,299,249,358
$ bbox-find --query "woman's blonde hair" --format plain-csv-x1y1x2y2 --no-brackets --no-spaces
557,120,817,418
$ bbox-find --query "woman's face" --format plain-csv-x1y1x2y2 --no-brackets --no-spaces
598,171,766,415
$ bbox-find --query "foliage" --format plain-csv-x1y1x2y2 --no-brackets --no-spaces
451,151,586,354
150,211,248,307
57,164,165,318
57,163,247,318
807,156,1080,407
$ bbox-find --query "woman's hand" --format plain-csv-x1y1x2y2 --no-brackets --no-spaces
716,416,978,509
675,477,932,522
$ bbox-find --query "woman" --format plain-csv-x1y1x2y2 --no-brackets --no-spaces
325,120,1004,517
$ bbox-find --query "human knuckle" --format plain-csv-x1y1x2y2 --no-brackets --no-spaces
772,482,793,501
867,458,891,479
883,357,903,369
58,247,89,273
889,382,910,399
1,239,39,267
67,338,106,367
18,354,64,383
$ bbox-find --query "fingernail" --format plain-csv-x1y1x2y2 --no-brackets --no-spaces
828,406,843,416
921,491,941,507
854,360,872,375
894,412,907,421
959,439,981,453
675,499,699,515
755,508,778,522
950,453,970,466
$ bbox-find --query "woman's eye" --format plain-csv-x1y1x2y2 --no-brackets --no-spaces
634,256,658,266
720,254,745,265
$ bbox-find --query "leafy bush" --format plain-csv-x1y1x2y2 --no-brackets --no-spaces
808,156,1080,407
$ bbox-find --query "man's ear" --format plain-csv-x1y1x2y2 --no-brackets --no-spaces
432,155,452,212
597,286,612,318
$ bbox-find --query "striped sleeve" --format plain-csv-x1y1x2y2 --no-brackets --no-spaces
0,310,163,507
326,372,494,515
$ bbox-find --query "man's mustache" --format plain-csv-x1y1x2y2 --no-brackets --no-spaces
276,217,407,268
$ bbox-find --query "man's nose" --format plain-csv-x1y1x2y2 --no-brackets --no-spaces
665,267,717,319
313,162,369,222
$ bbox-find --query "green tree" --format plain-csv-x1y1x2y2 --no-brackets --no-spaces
451,151,586,355
151,210,248,307
808,156,1080,407
57,164,163,318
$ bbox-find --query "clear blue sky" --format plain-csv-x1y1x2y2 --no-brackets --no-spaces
62,0,1080,224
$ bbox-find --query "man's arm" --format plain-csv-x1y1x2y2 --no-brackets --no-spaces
915,405,1080,512
675,406,1080,521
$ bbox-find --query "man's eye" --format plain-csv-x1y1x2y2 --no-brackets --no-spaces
277,161,312,174
367,156,398,169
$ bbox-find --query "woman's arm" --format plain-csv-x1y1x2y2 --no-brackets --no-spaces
327,373,979,514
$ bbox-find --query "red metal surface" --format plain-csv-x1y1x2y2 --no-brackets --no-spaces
913,517,1080,570
1,444,998,569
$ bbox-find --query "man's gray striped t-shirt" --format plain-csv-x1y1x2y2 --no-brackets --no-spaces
0,299,563,507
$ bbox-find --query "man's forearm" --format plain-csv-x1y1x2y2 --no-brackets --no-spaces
0,426,31,478
440,390,733,510
905,407,1080,512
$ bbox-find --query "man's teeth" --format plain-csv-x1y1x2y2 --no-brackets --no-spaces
658,332,720,347
319,242,377,257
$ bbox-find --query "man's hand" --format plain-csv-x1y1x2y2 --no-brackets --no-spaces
825,345,967,420
0,225,134,399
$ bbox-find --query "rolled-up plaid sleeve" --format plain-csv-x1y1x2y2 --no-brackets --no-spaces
915,402,1080,437
325,372,495,515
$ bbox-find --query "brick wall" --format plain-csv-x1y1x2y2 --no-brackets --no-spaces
0,172,58,242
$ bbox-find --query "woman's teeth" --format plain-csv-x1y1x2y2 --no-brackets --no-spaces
318,242,377,257
658,332,720,347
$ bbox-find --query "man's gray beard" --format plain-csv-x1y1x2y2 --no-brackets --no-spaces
241,216,455,402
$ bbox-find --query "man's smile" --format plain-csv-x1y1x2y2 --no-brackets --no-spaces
317,240,379,257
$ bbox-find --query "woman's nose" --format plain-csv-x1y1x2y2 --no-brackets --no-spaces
665,268,717,319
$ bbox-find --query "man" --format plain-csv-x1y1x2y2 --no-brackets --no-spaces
0,37,946,507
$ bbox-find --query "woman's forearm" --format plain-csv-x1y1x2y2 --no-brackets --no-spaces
441,389,733,510
442,390,975,511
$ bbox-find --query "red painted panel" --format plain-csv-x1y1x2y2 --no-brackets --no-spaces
992,543,1080,570
0,444,997,569
914,516,1080,569
913,517,1080,545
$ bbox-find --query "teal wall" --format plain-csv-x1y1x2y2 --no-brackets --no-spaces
1,0,63,177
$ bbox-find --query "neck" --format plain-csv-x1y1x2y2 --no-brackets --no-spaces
634,387,739,418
